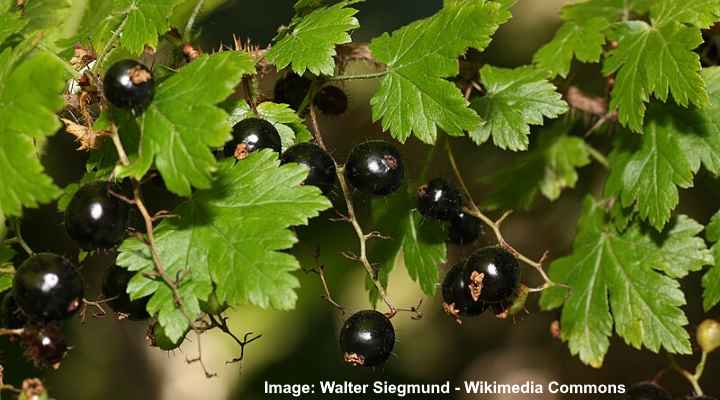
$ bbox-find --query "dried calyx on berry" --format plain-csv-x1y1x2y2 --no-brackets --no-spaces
103,59,154,114
223,117,282,160
313,85,348,115
21,323,68,368
13,253,84,322
65,181,130,250
442,261,488,323
274,72,311,110
627,382,672,400
340,310,395,367
417,178,463,221
345,140,404,196
102,264,150,320
280,142,337,194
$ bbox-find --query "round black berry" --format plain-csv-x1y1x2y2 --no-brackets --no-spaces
345,141,404,196
21,324,67,368
465,246,519,304
442,261,487,322
627,382,672,400
280,143,336,194
65,181,130,249
417,178,463,220
13,253,84,322
448,211,483,245
102,264,149,320
223,118,282,160
314,85,348,115
274,73,312,110
103,59,154,114
148,322,187,351
340,310,395,367
0,291,27,329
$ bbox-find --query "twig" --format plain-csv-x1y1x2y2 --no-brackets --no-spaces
445,140,560,290
303,249,345,314
585,144,609,169
0,328,23,336
206,315,262,365
395,299,424,320
308,103,397,316
10,219,33,256
95,11,130,68
183,0,206,41
186,331,217,378
108,122,192,323
80,297,112,321
668,352,707,396
326,71,388,82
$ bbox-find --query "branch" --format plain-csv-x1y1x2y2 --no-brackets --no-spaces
326,71,388,82
95,11,130,69
445,140,561,292
307,102,397,316
206,314,262,365
183,0,206,41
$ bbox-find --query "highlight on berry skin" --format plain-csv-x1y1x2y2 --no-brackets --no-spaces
223,117,282,160
103,59,154,114
345,140,405,196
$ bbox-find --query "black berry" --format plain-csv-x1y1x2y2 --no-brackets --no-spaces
21,324,67,368
223,118,282,160
448,211,483,245
148,322,187,351
340,310,395,367
65,181,130,249
314,85,348,115
0,291,27,329
417,178,463,220
280,143,336,194
103,59,154,114
13,253,84,322
465,246,519,304
627,382,672,400
274,73,311,110
345,141,404,196
102,264,149,320
442,261,487,322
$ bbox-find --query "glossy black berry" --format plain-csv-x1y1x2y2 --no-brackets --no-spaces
627,382,672,400
65,181,130,249
280,143,336,194
417,178,463,220
448,211,482,245
274,73,311,110
102,264,149,320
223,118,282,160
314,85,348,115
0,291,27,329
340,310,395,367
21,324,67,368
442,261,488,322
103,59,154,114
465,246,519,304
345,141,404,196
13,253,84,322
148,322,187,351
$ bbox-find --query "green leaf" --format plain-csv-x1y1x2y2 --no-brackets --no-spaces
541,197,700,367
118,52,255,196
483,122,590,210
469,65,568,150
401,210,446,296
704,211,720,311
369,0,510,143
266,2,359,76
19,0,71,37
0,12,26,47
603,21,706,133
604,108,694,230
120,0,182,54
118,152,331,341
677,67,720,176
0,48,65,217
651,0,720,28
229,102,313,151
533,17,609,78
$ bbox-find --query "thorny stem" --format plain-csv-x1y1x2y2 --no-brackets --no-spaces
95,12,130,69
669,352,708,396
183,0,206,41
308,103,397,317
186,331,217,378
108,123,192,323
326,71,388,82
207,314,262,365
304,249,345,314
445,140,560,292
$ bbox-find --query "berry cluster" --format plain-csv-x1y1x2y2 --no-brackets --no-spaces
417,178,482,245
